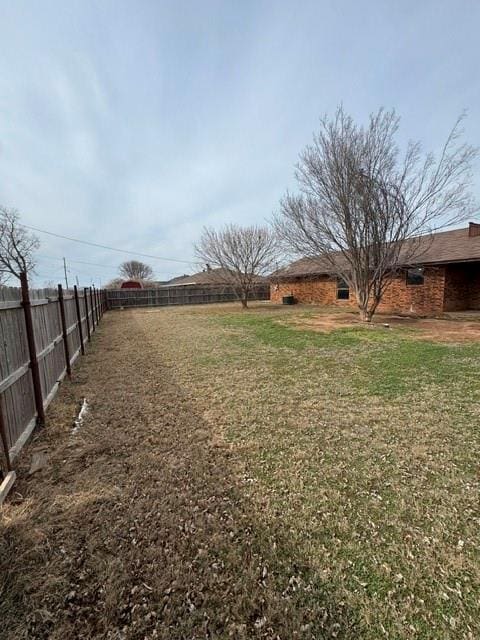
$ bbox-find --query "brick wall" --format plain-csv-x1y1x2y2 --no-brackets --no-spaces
271,276,341,306
271,267,447,315
381,267,445,314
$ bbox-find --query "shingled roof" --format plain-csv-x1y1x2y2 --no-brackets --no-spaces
275,223,480,279
163,267,267,286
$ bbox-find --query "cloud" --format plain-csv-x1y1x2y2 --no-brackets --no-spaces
0,0,479,287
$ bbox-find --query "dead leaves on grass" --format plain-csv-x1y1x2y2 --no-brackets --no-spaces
0,310,357,640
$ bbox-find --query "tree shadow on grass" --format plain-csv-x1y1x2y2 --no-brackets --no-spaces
0,314,360,640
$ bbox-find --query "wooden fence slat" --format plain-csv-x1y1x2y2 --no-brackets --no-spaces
0,277,107,474
105,284,270,308
0,363,30,394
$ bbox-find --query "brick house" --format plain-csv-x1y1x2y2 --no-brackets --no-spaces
271,223,480,315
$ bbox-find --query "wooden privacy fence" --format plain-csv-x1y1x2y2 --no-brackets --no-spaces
106,283,270,308
0,274,107,477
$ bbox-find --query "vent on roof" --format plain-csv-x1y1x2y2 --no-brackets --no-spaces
469,222,480,237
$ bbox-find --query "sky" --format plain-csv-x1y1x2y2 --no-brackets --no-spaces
1,0,479,287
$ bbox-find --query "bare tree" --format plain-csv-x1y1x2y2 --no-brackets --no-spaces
275,107,478,321
119,260,153,281
0,207,40,283
195,224,278,308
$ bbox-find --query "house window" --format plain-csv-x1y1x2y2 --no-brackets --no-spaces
406,267,425,286
337,278,350,300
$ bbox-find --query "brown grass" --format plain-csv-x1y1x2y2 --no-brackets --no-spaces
1,303,479,639
0,308,354,640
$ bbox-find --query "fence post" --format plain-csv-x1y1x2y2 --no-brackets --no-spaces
89,287,95,331
20,272,45,426
93,287,100,324
0,397,11,477
74,285,85,355
94,287,100,324
92,286,96,325
57,284,72,378
84,287,91,341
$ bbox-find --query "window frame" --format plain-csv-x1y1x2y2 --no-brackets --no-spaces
336,277,350,300
405,267,425,286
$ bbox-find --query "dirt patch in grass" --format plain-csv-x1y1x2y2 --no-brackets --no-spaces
289,310,480,343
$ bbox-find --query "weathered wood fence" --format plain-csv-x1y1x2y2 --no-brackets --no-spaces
106,284,270,308
0,274,107,477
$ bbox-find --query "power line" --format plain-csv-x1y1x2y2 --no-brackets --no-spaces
21,223,195,265
35,260,105,278
37,254,119,270
35,254,181,277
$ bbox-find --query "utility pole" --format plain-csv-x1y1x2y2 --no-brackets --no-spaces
75,275,80,287
63,257,69,290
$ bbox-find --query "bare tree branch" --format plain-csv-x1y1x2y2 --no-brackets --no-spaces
275,107,478,321
0,207,40,284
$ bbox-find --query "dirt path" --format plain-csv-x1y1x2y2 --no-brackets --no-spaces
0,310,347,640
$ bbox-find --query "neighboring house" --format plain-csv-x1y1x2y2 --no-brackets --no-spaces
271,223,480,315
162,274,192,286
120,280,143,289
162,267,267,287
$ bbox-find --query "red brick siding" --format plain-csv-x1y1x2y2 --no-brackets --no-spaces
271,276,342,306
271,267,446,315
380,267,445,314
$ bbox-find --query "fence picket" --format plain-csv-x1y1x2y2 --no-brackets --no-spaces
106,283,270,309
0,274,106,474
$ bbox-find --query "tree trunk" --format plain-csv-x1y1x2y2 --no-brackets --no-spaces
241,297,248,309
356,289,373,322
359,307,373,322
359,296,382,322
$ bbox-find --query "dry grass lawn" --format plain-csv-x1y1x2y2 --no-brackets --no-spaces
1,303,479,639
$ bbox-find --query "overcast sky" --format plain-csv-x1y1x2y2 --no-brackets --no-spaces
1,0,479,286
